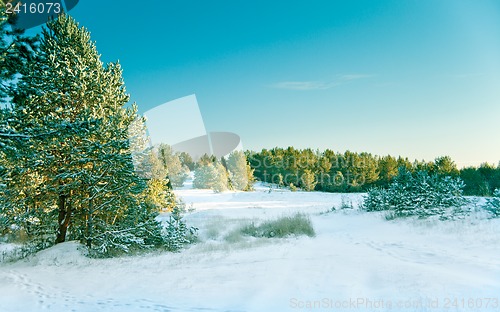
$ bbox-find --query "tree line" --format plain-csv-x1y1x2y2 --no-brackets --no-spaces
246,147,500,196
193,151,255,193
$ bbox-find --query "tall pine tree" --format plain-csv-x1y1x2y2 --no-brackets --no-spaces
3,14,166,254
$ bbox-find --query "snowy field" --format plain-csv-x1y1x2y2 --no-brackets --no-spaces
1,183,500,312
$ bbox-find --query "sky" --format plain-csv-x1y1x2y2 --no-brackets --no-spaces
29,0,500,167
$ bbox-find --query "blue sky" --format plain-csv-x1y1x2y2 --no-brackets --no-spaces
38,1,500,166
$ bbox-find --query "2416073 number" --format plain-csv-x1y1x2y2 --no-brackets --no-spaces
443,298,499,309
5,2,62,15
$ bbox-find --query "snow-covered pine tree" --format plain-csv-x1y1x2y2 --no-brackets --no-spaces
3,14,170,255
226,150,254,191
362,187,389,211
193,160,228,192
127,117,177,212
363,167,467,219
128,115,152,178
157,144,189,187
484,189,500,217
142,149,178,212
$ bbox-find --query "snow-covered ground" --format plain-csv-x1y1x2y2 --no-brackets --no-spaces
1,183,499,312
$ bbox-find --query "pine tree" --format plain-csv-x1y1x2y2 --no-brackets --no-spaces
317,153,332,191
197,153,217,167
128,115,152,178
363,168,467,219
178,151,195,171
9,14,131,245
484,189,500,217
127,119,177,211
460,167,490,196
226,151,254,191
2,14,167,254
193,161,228,192
157,144,189,187
300,169,317,191
434,156,459,177
377,155,399,187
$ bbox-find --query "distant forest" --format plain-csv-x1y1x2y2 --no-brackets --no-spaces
246,147,500,196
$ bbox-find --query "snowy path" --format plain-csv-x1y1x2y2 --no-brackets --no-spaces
1,187,499,311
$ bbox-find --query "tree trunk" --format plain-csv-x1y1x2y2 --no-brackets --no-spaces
55,195,71,244
166,176,173,190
